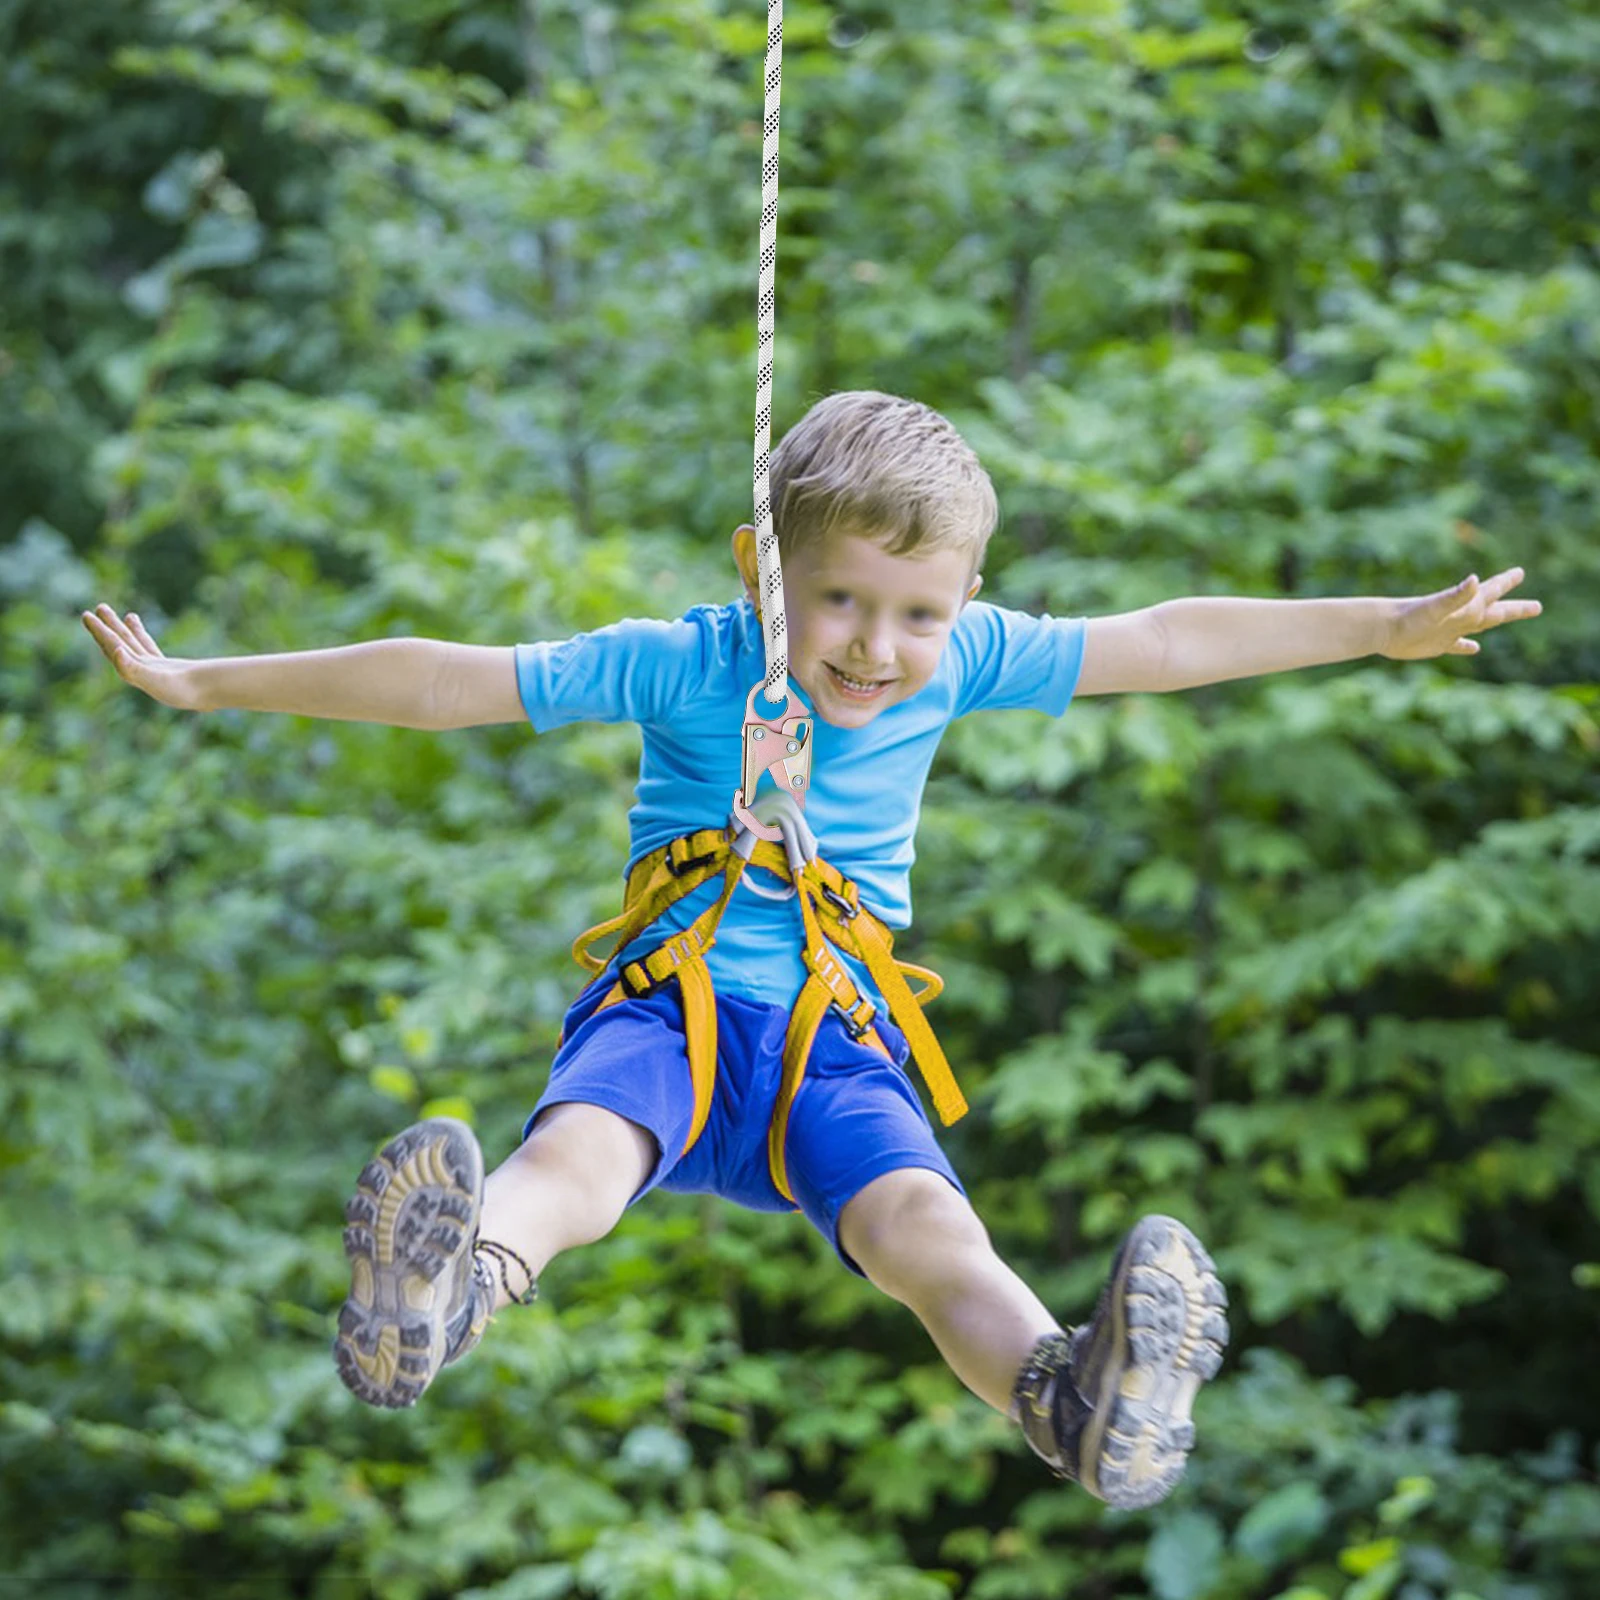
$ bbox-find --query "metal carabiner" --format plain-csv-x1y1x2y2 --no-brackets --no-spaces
731,682,812,842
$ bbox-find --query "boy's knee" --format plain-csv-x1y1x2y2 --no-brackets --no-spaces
840,1168,989,1296
524,1102,659,1197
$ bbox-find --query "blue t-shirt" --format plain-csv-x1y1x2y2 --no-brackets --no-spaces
515,598,1085,1006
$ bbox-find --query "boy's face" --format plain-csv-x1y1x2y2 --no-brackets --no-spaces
732,524,982,728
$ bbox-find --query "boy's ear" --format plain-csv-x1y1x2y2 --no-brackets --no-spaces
731,524,760,602
965,573,984,603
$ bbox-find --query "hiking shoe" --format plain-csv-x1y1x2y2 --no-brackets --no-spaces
334,1116,495,1408
1014,1215,1228,1509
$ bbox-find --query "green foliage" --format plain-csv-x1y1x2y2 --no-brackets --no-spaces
4,0,1598,1595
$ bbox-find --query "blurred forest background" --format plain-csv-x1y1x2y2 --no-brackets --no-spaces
3,1,1599,1596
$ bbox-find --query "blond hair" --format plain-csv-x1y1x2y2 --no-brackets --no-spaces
769,391,998,576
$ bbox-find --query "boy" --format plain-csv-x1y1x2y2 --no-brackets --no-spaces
84,390,1539,1511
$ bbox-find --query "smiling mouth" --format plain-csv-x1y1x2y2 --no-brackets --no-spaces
827,663,896,697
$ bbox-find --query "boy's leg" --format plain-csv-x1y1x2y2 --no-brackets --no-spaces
837,1170,1059,1411
477,1101,659,1309
838,1177,1062,1414
335,1102,657,1408
839,1169,1228,1509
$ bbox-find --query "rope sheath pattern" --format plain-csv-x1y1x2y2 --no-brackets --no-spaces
752,0,787,701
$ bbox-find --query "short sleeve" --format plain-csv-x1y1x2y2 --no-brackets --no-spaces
514,614,710,732
948,602,1087,720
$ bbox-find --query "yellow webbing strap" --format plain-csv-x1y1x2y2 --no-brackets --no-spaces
768,976,889,1202
673,955,719,1153
763,882,889,1200
816,894,967,1126
572,846,747,1158
572,829,730,976
794,857,968,1127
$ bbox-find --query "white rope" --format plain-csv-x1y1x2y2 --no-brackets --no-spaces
752,0,787,702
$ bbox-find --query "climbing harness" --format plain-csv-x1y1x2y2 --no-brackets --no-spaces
567,793,968,1204
562,9,967,1202
734,0,813,843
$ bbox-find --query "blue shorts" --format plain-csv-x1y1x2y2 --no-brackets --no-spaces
524,969,966,1277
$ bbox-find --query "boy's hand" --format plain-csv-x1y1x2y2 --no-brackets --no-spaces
81,604,202,711
1381,567,1542,661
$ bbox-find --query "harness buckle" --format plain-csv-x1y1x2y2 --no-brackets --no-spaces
804,943,876,1039
820,881,859,922
619,960,662,998
666,844,719,879
835,998,876,1040
731,683,812,843
620,930,701,997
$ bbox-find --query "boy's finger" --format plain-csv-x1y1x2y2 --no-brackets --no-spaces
1484,599,1543,628
127,613,165,657
82,611,120,652
83,615,128,668
84,609,140,665
1481,566,1526,601
96,607,140,653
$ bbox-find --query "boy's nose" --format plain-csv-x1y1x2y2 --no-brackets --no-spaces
850,647,895,673
852,624,896,669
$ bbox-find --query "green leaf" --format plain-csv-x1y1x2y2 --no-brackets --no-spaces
1235,1480,1331,1565
1145,1511,1225,1600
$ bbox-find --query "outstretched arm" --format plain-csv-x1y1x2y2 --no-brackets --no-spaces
1075,568,1541,696
82,605,524,729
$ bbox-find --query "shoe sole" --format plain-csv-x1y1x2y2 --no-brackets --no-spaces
1078,1215,1229,1510
333,1116,483,1409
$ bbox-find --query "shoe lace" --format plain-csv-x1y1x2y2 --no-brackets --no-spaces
474,1237,540,1306
1012,1328,1094,1478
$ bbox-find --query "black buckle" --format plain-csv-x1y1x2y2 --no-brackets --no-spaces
667,844,719,879
621,930,700,997
619,960,660,998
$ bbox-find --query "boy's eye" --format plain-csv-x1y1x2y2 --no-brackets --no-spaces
820,591,942,624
